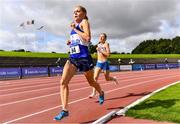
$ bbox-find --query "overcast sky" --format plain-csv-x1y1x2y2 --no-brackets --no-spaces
0,0,180,53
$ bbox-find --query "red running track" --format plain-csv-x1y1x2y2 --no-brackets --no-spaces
0,69,179,124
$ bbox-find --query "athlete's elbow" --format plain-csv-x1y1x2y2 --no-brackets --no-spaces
85,36,91,42
82,36,90,42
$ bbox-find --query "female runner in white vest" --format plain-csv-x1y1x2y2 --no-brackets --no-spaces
89,33,118,98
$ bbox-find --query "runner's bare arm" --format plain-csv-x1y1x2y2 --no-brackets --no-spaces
71,19,91,42
100,43,110,57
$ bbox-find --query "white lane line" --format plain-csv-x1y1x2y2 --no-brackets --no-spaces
0,80,91,96
0,72,174,91
0,82,58,92
0,69,178,86
0,75,87,87
116,81,180,115
0,72,159,90
2,74,179,124
0,78,58,86
93,81,180,124
1,72,175,96
0,82,108,107
0,77,87,89
0,73,179,106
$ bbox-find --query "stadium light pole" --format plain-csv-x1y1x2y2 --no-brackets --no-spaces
36,25,46,52
23,33,26,51
56,58,61,67
33,26,36,52
22,33,27,51
43,27,46,50
118,58,121,71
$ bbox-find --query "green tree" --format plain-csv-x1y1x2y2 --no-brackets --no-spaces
132,36,180,54
88,42,97,54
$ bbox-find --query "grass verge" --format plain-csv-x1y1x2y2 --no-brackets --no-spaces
126,82,180,123
0,51,68,58
0,51,180,58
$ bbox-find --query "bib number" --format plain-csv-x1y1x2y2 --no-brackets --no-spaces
70,46,80,54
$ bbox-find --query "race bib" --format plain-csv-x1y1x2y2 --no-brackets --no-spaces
70,45,80,54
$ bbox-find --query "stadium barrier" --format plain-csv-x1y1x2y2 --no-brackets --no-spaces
120,65,132,71
109,65,119,72
0,66,63,79
0,68,21,78
168,63,179,68
156,63,168,69
132,64,144,71
0,63,179,80
132,63,179,71
144,64,156,70
22,67,48,77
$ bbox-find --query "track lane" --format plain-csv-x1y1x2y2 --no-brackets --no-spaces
0,69,179,123
0,71,178,105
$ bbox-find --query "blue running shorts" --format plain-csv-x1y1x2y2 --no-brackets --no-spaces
69,55,94,72
96,60,109,70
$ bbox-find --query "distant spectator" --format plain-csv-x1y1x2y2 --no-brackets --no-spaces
164,58,169,70
129,59,135,64
56,58,61,67
178,59,180,69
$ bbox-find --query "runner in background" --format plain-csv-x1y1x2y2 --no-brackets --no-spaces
89,33,118,98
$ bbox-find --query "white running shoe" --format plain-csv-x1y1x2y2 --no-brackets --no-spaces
88,93,96,98
113,76,118,85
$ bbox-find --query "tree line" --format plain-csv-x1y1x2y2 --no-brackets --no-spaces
1,36,179,54
132,36,180,54
89,36,180,54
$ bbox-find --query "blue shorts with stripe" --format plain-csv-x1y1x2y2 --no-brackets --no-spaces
69,55,94,72
96,60,109,70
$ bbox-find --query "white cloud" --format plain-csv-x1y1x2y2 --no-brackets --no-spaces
41,39,68,53
0,30,19,50
0,0,179,53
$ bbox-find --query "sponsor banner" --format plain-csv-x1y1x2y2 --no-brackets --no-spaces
120,65,132,71
168,63,178,68
156,64,166,69
49,67,63,74
145,64,156,70
132,64,144,71
0,68,21,77
109,65,119,72
22,67,48,76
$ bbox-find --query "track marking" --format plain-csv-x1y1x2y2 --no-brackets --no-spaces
1,72,176,96
0,82,108,107
2,74,179,124
93,81,180,124
0,73,179,106
1,69,175,86
0,72,156,89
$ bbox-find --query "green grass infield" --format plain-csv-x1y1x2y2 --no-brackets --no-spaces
0,51,68,58
0,51,180,58
126,82,180,123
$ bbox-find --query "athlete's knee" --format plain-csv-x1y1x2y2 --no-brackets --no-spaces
60,78,68,87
